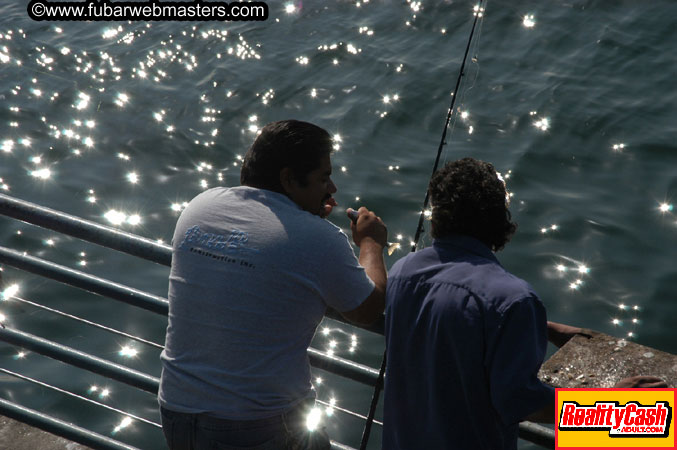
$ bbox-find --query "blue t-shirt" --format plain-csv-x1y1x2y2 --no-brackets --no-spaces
383,234,555,450
159,186,374,419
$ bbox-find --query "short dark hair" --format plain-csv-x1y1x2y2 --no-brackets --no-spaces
429,157,517,251
240,120,332,193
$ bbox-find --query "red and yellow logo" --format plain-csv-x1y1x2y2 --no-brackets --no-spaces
556,389,676,449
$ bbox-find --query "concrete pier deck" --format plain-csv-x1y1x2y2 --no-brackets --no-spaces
539,329,677,388
0,414,90,450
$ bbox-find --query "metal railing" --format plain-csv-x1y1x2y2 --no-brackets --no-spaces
0,193,555,449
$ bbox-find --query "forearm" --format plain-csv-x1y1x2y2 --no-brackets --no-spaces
547,321,589,348
359,238,387,296
341,239,386,325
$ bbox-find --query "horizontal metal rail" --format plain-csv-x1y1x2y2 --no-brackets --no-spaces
0,397,139,450
308,348,379,386
0,193,385,334
12,295,164,350
0,193,555,448
0,193,172,266
519,421,555,448
0,367,161,428
0,327,160,395
0,248,380,387
0,245,169,315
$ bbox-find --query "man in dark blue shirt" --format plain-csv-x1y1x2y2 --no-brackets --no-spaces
382,158,665,450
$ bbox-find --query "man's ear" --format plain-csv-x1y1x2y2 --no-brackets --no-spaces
279,167,296,194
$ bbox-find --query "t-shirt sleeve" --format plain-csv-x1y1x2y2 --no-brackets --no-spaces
315,227,375,313
486,296,556,425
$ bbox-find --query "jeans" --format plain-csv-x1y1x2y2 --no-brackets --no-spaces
160,401,331,450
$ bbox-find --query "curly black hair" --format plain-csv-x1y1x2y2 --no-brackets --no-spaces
429,158,517,251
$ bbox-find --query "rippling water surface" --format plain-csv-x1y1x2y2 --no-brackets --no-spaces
1,1,676,448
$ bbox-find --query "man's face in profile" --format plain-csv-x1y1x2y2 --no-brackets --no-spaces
285,153,338,217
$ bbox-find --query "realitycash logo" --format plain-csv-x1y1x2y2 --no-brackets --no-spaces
556,389,676,449
559,401,671,437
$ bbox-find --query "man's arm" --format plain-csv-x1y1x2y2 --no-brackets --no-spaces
340,207,387,326
547,321,592,348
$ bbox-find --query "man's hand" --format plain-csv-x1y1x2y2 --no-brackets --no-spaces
614,376,668,388
547,321,592,348
347,207,387,248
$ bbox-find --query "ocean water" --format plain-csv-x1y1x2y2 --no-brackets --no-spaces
1,1,676,449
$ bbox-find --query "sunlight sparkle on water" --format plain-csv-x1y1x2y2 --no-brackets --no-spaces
533,117,550,131
119,346,138,358
126,172,139,184
541,224,559,234
31,168,52,180
104,210,126,225
523,14,536,28
2,140,13,153
569,280,583,290
658,203,673,213
115,93,129,107
113,417,133,434
1,284,20,300
75,92,90,110
305,407,322,431
473,4,484,17
127,214,141,226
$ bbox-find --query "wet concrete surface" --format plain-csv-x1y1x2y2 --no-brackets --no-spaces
539,329,677,388
0,415,90,450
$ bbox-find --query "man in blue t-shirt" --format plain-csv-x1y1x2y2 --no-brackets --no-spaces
382,158,666,450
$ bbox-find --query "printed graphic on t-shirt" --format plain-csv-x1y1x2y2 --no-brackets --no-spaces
178,225,259,269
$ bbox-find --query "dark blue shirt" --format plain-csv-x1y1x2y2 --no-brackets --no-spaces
383,235,555,450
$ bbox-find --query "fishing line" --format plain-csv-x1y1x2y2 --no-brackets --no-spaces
358,3,488,449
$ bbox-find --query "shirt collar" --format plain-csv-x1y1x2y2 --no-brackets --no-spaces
432,234,501,264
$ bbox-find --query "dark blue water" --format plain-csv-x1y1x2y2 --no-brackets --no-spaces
1,1,676,448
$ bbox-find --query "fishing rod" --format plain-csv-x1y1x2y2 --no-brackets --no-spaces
410,3,486,253
358,2,487,448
